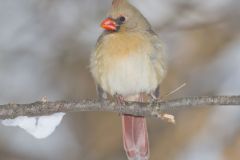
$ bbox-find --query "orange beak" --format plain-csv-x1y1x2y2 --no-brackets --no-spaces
101,18,117,31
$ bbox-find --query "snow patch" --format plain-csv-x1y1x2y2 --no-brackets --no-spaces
2,113,65,139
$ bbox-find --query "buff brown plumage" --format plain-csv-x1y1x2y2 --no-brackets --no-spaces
90,0,167,159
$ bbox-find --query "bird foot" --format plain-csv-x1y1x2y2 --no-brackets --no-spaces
150,93,163,102
138,93,145,103
114,94,126,106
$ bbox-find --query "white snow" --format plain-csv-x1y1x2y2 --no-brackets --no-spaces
1,113,65,139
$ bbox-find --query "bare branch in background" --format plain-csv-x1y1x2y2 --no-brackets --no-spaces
0,96,239,120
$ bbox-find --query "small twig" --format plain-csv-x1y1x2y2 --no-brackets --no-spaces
0,96,240,120
161,83,187,99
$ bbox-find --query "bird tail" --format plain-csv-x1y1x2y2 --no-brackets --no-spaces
122,115,149,160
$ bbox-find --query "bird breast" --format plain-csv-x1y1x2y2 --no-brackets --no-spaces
91,32,159,96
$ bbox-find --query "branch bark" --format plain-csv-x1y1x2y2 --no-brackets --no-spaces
0,96,240,120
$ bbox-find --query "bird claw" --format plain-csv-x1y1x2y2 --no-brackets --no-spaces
114,94,126,106
150,93,163,102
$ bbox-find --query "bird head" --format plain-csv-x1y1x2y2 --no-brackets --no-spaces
101,0,151,32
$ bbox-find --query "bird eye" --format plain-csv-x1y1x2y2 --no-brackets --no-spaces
119,16,126,22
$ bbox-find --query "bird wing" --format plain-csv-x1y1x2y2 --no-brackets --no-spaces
148,30,167,84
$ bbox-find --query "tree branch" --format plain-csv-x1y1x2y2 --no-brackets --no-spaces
0,96,240,120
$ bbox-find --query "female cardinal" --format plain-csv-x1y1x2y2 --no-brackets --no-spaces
90,0,167,159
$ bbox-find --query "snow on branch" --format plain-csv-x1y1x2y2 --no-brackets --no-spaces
0,96,240,120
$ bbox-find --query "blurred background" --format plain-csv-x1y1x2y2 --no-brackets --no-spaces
0,0,240,159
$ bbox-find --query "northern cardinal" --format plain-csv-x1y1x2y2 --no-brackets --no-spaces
90,0,167,159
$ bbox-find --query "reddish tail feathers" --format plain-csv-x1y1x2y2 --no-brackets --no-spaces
122,115,149,160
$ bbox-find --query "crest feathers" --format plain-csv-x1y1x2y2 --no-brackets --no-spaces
112,0,127,8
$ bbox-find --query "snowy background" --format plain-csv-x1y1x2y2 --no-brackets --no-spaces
0,0,240,160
